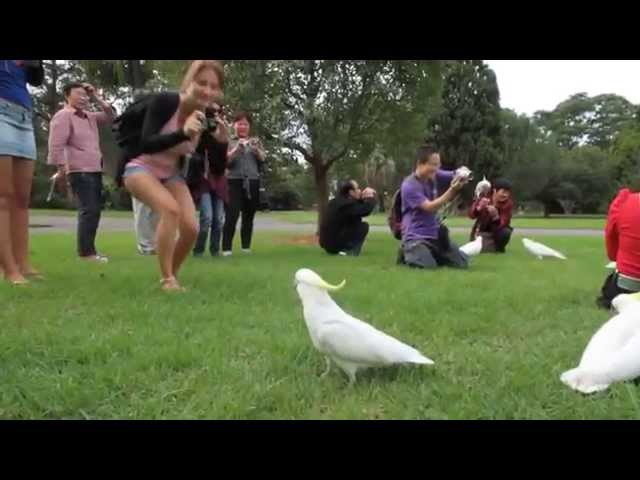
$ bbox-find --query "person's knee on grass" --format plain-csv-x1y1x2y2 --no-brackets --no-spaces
397,144,471,270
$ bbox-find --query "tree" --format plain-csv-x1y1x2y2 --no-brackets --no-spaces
534,93,637,150
427,61,504,194
611,124,640,188
220,60,443,229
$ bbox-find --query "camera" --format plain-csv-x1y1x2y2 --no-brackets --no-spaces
203,107,219,133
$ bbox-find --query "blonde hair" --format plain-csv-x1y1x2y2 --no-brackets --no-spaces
180,60,225,93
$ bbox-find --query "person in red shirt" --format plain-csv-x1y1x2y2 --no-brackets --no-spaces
597,181,640,309
468,178,514,253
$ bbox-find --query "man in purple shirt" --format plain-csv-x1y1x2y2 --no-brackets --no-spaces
398,144,470,269
48,82,115,263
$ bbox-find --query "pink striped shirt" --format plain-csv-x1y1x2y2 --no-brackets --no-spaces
47,107,114,173
128,110,198,180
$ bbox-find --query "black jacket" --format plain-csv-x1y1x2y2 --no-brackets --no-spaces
136,92,190,158
116,92,191,185
319,196,376,250
23,60,44,87
185,133,228,193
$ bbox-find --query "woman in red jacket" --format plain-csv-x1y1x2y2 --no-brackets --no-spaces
597,181,640,309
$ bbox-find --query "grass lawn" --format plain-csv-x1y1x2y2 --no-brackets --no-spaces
1,230,636,419
31,209,606,230
31,209,133,219
269,211,606,230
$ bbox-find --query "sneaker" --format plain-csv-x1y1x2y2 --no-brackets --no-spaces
81,255,109,264
338,251,347,256
242,249,252,254
222,251,232,257
138,246,156,255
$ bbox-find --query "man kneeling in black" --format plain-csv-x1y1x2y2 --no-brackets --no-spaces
319,180,377,256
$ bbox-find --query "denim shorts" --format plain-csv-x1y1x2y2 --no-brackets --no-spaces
0,97,37,160
123,164,185,185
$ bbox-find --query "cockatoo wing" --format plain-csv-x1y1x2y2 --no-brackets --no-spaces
562,329,640,393
578,311,640,370
316,317,433,367
523,239,567,259
460,237,482,257
596,331,640,384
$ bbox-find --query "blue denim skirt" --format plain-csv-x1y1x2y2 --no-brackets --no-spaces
0,97,37,160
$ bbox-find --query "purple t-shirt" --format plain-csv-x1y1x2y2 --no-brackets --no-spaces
401,170,455,241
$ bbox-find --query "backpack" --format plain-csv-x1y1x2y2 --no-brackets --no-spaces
388,189,403,240
112,94,155,186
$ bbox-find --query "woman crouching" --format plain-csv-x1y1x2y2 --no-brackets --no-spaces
123,60,224,291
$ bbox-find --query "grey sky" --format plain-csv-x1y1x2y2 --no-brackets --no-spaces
485,60,640,116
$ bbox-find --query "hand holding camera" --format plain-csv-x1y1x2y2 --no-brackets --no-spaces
248,137,264,152
203,107,220,133
184,111,205,138
362,187,377,199
450,176,466,192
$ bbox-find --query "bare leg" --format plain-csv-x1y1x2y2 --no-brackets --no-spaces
0,156,27,284
12,158,39,277
125,172,182,290
165,180,198,280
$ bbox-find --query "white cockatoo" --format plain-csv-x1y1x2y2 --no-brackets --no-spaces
612,291,640,314
294,268,434,384
560,292,640,394
474,176,491,200
522,238,567,260
459,235,483,257
454,166,473,182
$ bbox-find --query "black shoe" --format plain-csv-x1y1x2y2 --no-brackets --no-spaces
596,296,610,310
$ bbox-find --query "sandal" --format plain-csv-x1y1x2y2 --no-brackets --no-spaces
23,270,44,280
160,276,186,292
5,274,30,286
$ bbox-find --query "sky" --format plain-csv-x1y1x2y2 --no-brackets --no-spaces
485,60,640,116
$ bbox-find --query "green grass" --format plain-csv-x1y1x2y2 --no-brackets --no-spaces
31,209,133,219
31,209,606,230
1,230,637,419
269,211,606,230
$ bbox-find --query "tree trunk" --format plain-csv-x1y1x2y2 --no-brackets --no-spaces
313,161,329,236
128,60,145,89
46,60,60,120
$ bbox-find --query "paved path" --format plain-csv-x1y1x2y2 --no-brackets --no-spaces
29,214,603,237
